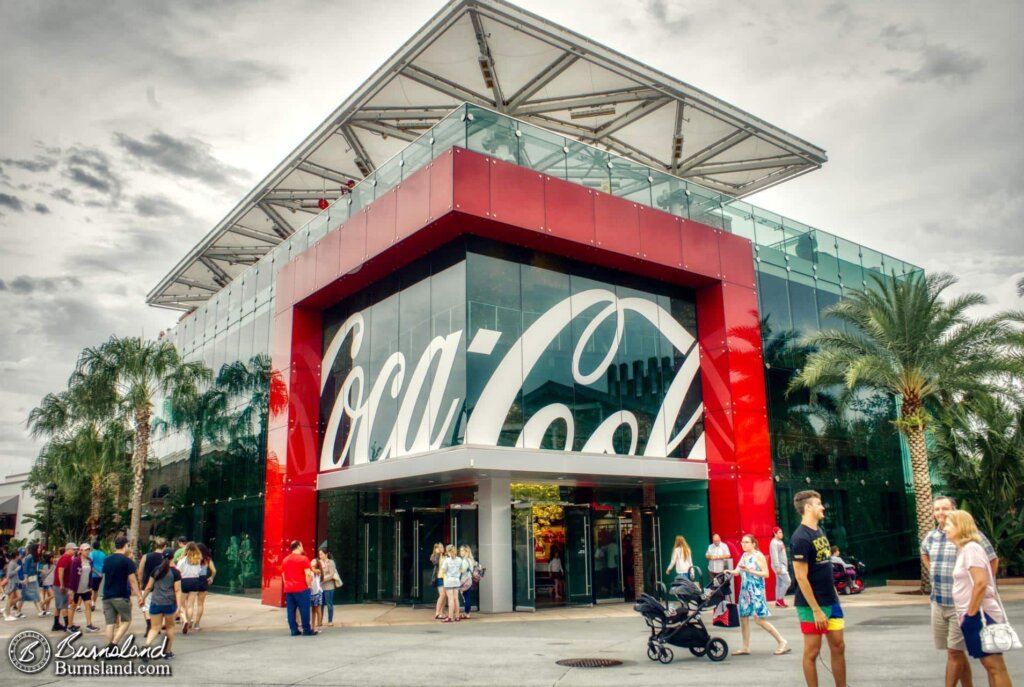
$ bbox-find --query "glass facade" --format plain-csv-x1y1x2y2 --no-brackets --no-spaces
318,240,703,468
149,102,922,590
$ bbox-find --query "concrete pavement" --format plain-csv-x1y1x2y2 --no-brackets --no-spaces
0,588,1021,685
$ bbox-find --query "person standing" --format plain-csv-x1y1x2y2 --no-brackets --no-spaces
69,543,99,632
102,535,140,653
140,538,168,635
458,545,476,619
731,534,790,656
666,535,693,579
706,534,733,577
309,558,324,632
945,510,1014,687
549,549,564,601
281,540,316,636
319,549,340,627
441,545,462,622
54,542,77,633
922,495,998,687
139,550,182,659
430,543,447,620
770,527,791,608
791,490,846,687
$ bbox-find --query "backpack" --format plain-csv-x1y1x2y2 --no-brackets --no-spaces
472,563,485,583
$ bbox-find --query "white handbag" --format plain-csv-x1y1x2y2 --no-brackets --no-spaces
979,568,1022,653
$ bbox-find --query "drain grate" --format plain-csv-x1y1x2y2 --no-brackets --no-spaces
556,658,622,669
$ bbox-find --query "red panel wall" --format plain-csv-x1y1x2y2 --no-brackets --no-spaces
262,147,776,604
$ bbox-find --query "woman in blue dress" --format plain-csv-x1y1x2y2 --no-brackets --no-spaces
730,534,790,656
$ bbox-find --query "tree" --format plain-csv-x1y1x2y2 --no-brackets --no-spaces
77,337,209,551
216,353,287,462
935,397,1024,575
788,272,1021,591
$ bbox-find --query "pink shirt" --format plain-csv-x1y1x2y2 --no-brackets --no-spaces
952,541,1003,623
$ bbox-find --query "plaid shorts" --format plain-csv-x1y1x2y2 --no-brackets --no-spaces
797,603,845,635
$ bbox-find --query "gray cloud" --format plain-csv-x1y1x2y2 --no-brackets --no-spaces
1,156,58,173
644,0,691,33
881,24,984,85
156,49,289,92
114,131,246,188
62,146,123,203
33,203,50,215
50,188,75,205
0,193,24,212
133,194,186,218
0,275,83,295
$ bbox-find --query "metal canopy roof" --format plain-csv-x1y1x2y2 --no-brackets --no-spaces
148,0,828,310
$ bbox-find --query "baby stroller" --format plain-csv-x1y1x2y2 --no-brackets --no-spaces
633,571,731,664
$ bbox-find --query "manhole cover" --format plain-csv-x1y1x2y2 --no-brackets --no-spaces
556,658,622,668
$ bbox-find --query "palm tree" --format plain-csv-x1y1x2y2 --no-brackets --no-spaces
155,375,227,488
217,354,288,461
788,272,1021,590
77,337,209,551
40,421,132,536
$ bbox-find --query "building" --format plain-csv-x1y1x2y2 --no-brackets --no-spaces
0,472,39,546
147,0,919,609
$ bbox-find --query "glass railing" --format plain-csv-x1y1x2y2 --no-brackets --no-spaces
257,102,921,295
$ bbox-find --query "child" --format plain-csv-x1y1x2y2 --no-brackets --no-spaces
309,558,324,631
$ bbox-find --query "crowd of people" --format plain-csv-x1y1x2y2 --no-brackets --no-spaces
0,534,219,660
660,490,1015,687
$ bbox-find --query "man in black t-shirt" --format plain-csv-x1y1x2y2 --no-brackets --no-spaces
140,537,168,634
102,535,140,653
791,490,846,687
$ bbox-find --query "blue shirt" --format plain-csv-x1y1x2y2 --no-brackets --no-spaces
90,549,107,577
22,555,37,577
921,527,996,607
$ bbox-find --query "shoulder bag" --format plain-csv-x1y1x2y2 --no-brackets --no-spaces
980,565,1021,653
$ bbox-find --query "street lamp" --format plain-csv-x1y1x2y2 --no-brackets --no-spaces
43,482,57,552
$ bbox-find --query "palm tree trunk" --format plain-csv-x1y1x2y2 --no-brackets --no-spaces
127,406,151,552
906,424,934,593
89,475,103,537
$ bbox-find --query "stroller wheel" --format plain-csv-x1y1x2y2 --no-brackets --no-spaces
647,644,660,661
689,645,707,657
657,647,674,664
706,637,728,662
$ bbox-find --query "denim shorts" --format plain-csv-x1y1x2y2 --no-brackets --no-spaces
149,603,177,616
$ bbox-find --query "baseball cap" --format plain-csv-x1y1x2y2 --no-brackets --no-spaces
81,543,92,551
65,542,79,550
772,526,783,535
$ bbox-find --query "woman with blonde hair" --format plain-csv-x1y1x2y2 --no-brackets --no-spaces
665,535,693,579
945,510,1015,687
458,545,476,619
430,543,447,620
730,534,789,656
176,542,204,634
440,544,463,622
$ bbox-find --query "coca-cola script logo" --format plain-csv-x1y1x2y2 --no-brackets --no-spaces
320,288,703,470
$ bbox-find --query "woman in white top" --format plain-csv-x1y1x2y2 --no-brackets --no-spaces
176,542,204,633
440,545,463,622
549,550,564,601
665,535,693,579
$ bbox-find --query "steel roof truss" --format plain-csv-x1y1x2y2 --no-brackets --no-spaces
257,201,296,239
506,52,578,110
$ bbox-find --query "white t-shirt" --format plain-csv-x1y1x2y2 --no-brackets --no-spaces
442,556,463,589
549,557,563,575
668,547,692,575
705,543,732,574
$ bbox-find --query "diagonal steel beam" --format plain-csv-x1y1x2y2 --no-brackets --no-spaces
507,52,579,110
352,120,422,143
675,130,753,175
351,107,455,120
593,96,672,140
198,256,231,287
403,64,492,107
469,9,506,110
602,135,671,171
339,125,375,172
687,154,809,176
257,201,295,239
173,277,219,292
514,88,660,115
296,160,357,185
670,101,686,169
227,224,282,244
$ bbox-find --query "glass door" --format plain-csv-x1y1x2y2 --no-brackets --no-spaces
640,508,661,598
593,513,624,601
512,502,535,611
362,513,395,602
449,504,478,555
395,508,444,605
565,506,593,605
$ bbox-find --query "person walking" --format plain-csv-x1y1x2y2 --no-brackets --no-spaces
3,548,23,621
309,558,324,632
791,490,846,687
54,542,77,633
102,535,140,653
665,535,693,579
172,536,188,564
549,549,564,601
88,540,106,613
39,552,55,617
945,510,1015,687
21,545,44,617
140,538,168,635
706,533,733,577
430,543,447,620
281,540,317,636
440,545,462,622
189,543,216,631
139,550,182,660
176,542,204,634
731,534,790,656
770,527,791,608
69,543,99,632
922,495,999,687
318,548,340,627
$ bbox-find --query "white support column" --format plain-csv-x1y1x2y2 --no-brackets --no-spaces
477,477,512,613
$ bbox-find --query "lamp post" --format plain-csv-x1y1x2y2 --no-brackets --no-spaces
43,482,57,552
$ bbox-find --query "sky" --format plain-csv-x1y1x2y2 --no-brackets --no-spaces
0,0,1021,479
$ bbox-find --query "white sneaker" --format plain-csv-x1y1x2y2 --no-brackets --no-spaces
38,611,47,617
4,615,17,622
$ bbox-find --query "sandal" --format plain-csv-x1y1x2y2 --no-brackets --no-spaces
774,643,791,655
733,650,750,655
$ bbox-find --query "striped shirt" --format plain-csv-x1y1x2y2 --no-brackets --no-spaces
920,527,996,607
